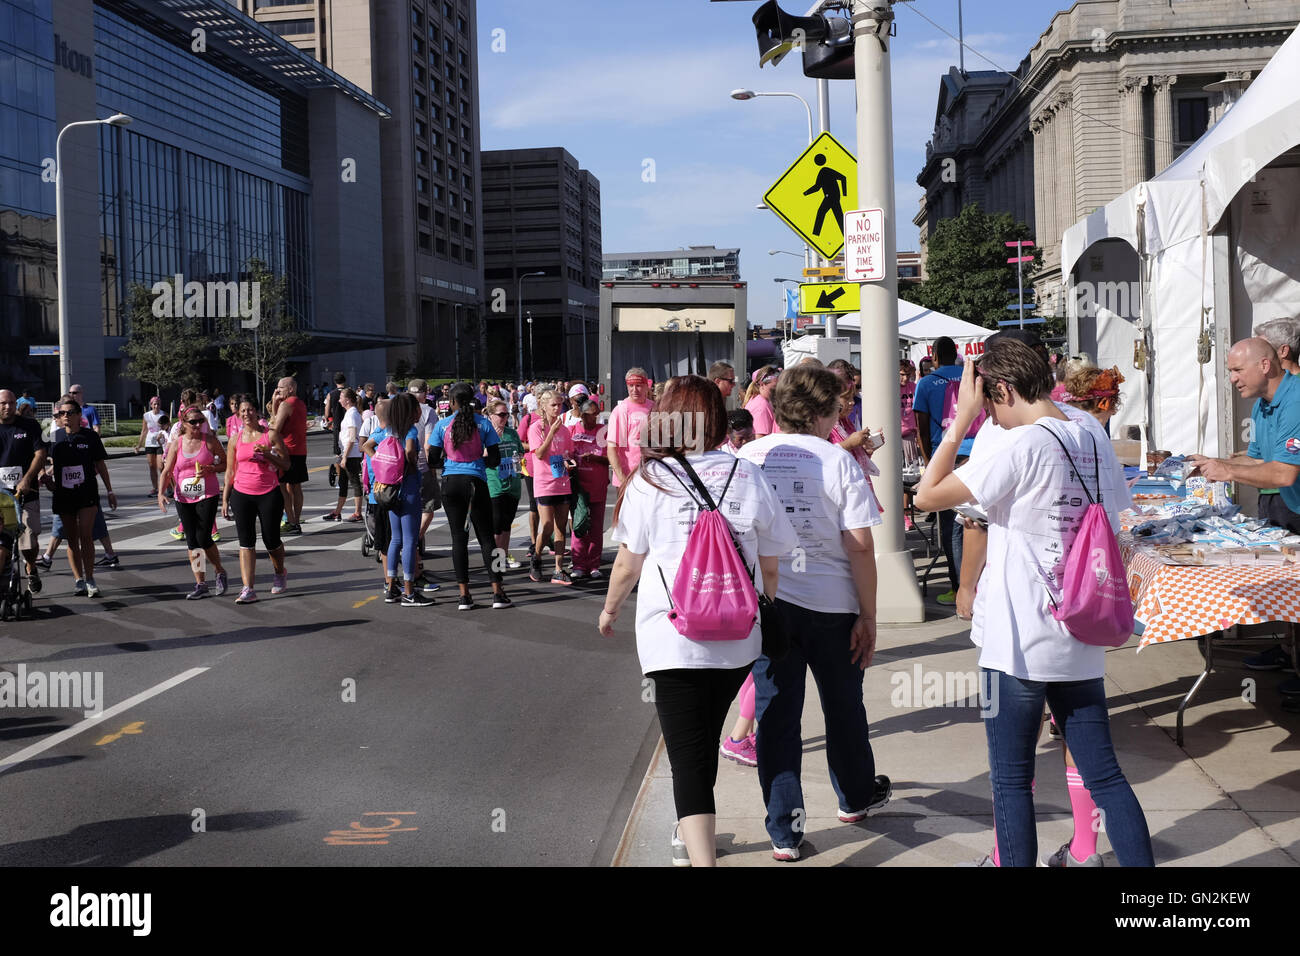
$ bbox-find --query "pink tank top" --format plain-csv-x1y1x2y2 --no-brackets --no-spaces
234,427,281,496
172,437,218,502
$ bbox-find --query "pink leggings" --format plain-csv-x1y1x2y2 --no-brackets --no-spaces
738,672,756,721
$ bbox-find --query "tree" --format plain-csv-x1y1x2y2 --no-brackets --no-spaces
906,204,1040,330
215,258,307,407
121,282,210,404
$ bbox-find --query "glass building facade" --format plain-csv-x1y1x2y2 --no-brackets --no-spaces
0,0,315,391
0,0,58,354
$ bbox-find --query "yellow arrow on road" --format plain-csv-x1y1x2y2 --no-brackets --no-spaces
95,721,145,747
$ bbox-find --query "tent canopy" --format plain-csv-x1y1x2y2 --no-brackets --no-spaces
833,297,994,342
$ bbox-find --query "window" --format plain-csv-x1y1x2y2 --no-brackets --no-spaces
418,231,431,251
436,237,447,255
451,217,461,234
460,74,470,92
418,204,429,221
463,224,474,241
412,9,423,28
416,176,428,193
1177,97,1209,144
413,37,423,56
462,172,472,189
451,243,461,261
264,18,314,36
435,211,446,228
449,165,459,183
432,79,442,97
462,148,471,164
416,147,428,168
444,2,454,17
429,52,441,70
434,184,443,199
461,123,471,140
463,197,473,215
458,49,468,67
415,118,426,139
465,248,475,266
414,91,425,110
432,131,440,148
431,104,440,121
433,157,442,174
413,63,424,84
428,23,438,42
457,15,467,34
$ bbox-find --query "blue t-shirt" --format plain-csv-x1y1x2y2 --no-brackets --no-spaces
1247,371,1300,513
82,405,100,428
913,366,974,457
429,413,499,480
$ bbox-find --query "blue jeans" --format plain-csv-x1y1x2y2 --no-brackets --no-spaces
386,481,421,580
983,668,1154,866
754,600,876,848
939,509,964,590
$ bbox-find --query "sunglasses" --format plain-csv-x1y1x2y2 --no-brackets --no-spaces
186,419,205,426
55,410,74,417
490,411,508,418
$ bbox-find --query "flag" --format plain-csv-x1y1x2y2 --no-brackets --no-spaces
783,287,798,320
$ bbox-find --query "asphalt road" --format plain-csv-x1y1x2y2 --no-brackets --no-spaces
0,431,654,866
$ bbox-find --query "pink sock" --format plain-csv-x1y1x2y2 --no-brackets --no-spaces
1066,767,1099,860
738,673,756,722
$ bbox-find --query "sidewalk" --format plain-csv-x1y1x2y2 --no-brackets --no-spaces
613,549,1300,867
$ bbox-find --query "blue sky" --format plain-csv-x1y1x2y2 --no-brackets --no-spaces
477,0,1056,325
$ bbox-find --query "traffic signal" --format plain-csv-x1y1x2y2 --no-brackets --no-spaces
751,0,855,79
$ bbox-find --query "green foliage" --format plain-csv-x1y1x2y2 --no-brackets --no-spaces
121,283,210,401
908,204,1040,329
215,258,307,406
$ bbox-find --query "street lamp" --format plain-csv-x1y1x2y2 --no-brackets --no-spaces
525,310,534,380
729,89,814,144
515,270,544,384
56,112,131,395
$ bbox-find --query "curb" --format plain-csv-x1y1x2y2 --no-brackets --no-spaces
609,734,666,867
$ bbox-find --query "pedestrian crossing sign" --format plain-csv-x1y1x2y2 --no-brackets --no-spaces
763,131,857,260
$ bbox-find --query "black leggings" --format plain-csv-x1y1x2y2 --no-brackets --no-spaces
491,493,520,535
649,665,753,818
175,496,218,550
440,474,502,585
230,487,284,551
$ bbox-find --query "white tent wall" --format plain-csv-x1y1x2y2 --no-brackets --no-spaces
1067,239,1147,440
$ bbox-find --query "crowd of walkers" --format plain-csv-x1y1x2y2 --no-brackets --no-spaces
0,344,1156,868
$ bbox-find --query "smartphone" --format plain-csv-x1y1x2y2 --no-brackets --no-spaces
867,430,885,450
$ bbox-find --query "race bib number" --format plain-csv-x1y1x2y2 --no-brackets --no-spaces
61,465,84,489
0,465,21,491
179,476,205,498
498,456,517,479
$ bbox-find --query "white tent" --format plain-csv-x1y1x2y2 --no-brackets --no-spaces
834,297,994,365
1061,25,1300,457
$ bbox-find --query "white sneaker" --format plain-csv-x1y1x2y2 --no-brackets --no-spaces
588,568,603,580
671,824,691,868
1040,841,1103,867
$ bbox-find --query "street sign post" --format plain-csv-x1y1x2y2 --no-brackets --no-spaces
1005,239,1035,330
799,281,860,315
763,131,858,260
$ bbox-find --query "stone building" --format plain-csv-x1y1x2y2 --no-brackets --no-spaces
914,0,1298,314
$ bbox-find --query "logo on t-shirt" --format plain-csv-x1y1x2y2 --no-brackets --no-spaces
1287,437,1300,454
793,481,804,493
729,501,741,515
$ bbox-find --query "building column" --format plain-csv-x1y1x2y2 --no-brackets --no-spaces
1055,92,1076,240
1152,74,1178,173
1031,116,1046,245
1041,110,1058,257
1120,75,1148,188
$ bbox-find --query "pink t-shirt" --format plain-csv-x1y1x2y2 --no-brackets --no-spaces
746,393,777,436
233,428,282,496
606,399,654,486
527,419,575,498
900,382,917,439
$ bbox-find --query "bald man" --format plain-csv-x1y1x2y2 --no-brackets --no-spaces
1189,337,1300,532
270,376,308,533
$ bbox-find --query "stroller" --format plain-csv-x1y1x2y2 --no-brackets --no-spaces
0,491,33,621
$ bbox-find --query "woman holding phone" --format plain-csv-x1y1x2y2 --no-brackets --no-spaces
527,388,575,585
222,397,291,604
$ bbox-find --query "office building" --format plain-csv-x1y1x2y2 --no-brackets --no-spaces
603,246,739,282
0,0,391,403
481,147,600,380
240,0,486,377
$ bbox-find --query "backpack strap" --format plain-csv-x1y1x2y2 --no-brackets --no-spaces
669,453,738,512
1035,423,1101,504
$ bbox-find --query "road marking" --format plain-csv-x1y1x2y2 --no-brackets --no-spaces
353,596,378,608
95,720,145,746
0,667,208,776
323,811,417,845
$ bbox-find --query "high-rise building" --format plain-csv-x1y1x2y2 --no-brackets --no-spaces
239,0,486,376
0,0,391,403
602,246,740,282
480,147,601,381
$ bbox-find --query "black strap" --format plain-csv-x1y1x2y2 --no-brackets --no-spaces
1035,423,1101,505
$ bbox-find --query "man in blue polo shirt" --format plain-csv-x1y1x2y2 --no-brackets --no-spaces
913,336,976,606
1190,336,1300,698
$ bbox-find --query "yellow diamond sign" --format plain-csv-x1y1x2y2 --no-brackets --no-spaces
764,131,857,260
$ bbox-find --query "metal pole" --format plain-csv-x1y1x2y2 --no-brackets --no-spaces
818,79,839,340
515,278,524,385
55,121,104,396
454,303,461,379
853,0,923,622
582,301,589,382
957,0,965,74
527,312,535,380
1017,249,1024,330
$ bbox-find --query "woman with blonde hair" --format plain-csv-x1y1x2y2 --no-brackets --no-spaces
1056,364,1124,427
527,388,576,585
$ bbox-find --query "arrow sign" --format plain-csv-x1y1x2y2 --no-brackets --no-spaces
816,287,846,309
999,317,1045,325
799,281,860,315
1007,256,1034,264
1005,240,1035,247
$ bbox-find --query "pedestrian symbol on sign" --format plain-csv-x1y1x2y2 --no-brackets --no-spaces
804,154,847,238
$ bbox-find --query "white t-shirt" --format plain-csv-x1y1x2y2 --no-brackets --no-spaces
955,414,1130,682
522,393,539,415
143,410,164,447
611,450,799,675
339,407,363,459
359,415,377,440
738,433,882,614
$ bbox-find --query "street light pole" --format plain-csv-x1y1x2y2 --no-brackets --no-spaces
852,0,922,622
526,311,534,380
515,270,544,384
56,113,130,396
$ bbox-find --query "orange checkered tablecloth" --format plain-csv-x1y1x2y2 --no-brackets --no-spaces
1122,538,1300,649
